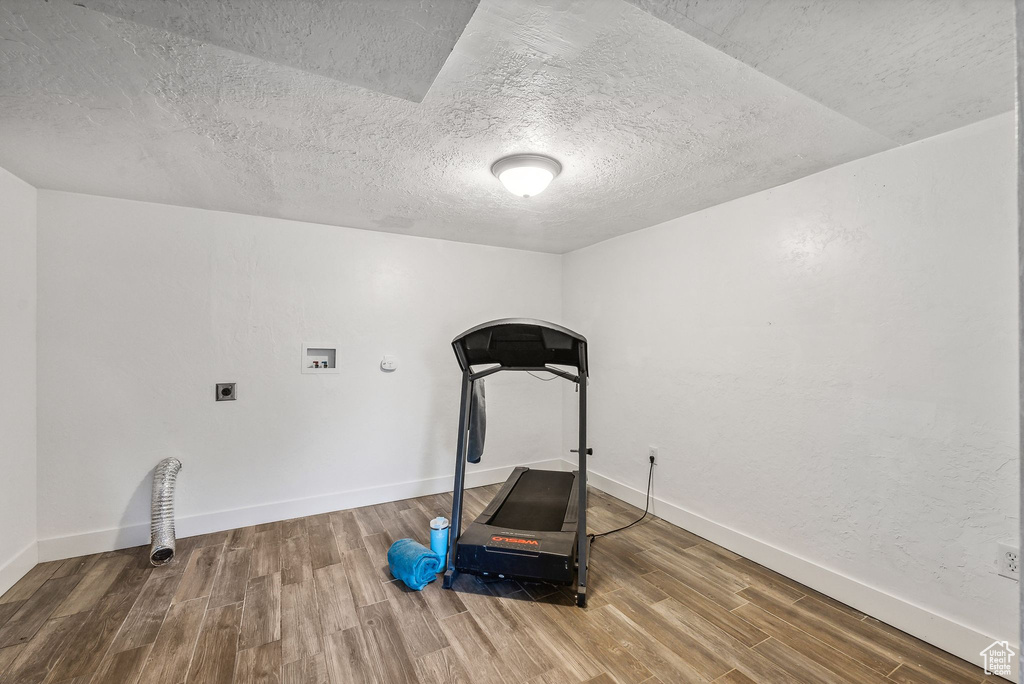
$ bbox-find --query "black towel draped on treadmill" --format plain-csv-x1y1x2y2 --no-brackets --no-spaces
467,379,485,464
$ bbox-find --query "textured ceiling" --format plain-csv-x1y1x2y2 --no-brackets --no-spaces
77,0,480,102
0,0,1014,253
624,0,1015,143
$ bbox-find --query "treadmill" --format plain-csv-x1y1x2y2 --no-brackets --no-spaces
442,318,591,607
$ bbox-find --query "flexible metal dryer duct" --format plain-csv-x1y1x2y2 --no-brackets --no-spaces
150,457,182,566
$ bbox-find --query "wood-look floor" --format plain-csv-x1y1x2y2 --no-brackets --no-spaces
0,485,1001,684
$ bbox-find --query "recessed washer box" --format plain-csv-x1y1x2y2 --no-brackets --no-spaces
302,345,338,374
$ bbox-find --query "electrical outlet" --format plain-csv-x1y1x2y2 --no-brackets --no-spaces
998,542,1019,581
216,383,236,402
648,446,658,464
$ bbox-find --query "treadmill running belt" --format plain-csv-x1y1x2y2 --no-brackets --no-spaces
488,470,575,532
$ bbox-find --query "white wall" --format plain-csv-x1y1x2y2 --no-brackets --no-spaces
0,166,38,595
562,113,1019,664
36,192,563,558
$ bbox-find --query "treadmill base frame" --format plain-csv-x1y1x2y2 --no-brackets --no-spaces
451,522,577,586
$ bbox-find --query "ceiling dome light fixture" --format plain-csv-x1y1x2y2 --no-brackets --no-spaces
491,154,562,198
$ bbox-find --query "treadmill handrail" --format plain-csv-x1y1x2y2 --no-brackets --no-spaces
469,365,579,383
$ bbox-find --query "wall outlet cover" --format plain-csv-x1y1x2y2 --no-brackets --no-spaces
216,383,236,401
997,542,1019,581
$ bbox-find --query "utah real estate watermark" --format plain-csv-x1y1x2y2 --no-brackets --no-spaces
980,640,1015,678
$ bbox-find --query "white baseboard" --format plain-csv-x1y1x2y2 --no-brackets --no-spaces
0,541,39,597
575,461,1017,682
36,458,565,563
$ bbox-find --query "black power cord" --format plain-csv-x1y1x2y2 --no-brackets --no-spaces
588,455,655,545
